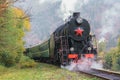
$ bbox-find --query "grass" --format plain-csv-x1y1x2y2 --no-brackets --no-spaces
0,63,101,80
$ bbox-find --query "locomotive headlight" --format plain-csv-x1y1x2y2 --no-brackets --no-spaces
70,47,74,51
88,47,92,50
76,17,83,24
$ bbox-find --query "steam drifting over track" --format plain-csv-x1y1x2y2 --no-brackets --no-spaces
61,61,120,80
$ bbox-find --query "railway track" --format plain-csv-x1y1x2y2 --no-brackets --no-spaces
79,68,120,80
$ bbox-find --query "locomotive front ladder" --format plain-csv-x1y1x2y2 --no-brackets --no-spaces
60,36,69,65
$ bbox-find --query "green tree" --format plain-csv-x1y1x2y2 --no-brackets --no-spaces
98,41,106,58
103,52,112,69
98,41,106,52
0,8,24,66
118,38,120,52
103,38,120,71
0,1,30,67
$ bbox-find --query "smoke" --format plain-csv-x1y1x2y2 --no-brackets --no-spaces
91,61,103,69
61,58,103,71
39,0,58,4
61,62,77,71
59,0,77,20
36,0,90,21
59,0,89,20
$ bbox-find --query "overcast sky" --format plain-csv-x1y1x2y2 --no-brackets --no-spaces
15,0,120,47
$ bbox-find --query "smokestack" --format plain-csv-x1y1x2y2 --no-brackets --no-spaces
73,12,80,18
73,12,83,24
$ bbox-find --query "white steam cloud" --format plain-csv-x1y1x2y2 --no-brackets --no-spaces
61,59,103,71
59,0,89,20
60,0,77,20
39,0,58,4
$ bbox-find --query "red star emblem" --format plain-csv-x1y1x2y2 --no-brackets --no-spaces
74,27,84,36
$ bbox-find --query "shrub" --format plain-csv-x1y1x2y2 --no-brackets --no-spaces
103,47,120,71
18,56,37,68
0,51,16,67
103,52,112,69
112,53,120,71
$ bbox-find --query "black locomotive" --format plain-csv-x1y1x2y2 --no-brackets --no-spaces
26,12,97,66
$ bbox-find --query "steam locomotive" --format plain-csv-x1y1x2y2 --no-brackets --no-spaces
26,12,97,66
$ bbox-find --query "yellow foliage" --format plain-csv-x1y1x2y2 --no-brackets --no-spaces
13,7,31,30
23,18,31,30
13,7,24,17
99,52,105,58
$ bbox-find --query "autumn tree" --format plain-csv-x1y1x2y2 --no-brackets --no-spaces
0,0,31,67
104,38,120,71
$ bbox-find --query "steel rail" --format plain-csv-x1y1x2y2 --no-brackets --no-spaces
78,68,120,80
